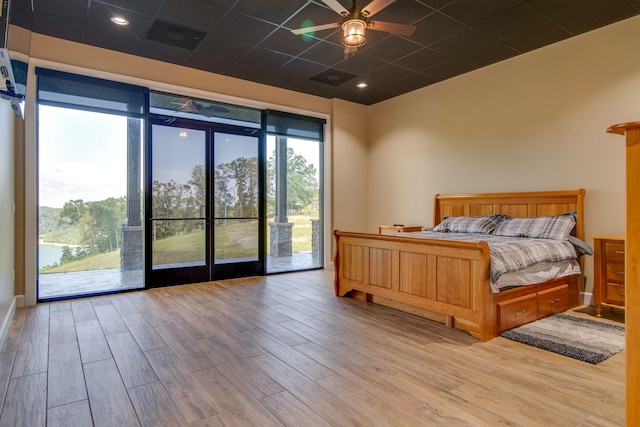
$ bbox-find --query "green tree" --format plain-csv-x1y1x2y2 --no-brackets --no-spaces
267,147,318,215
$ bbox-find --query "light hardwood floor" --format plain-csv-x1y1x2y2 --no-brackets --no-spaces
0,270,625,426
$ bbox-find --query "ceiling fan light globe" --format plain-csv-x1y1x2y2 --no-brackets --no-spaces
342,19,367,47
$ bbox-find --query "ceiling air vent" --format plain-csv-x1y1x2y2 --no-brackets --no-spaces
311,68,357,86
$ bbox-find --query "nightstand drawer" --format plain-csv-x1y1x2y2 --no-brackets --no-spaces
605,242,625,262
605,262,625,283
538,285,569,317
606,282,626,304
498,294,538,331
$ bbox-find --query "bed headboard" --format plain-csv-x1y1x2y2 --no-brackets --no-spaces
433,189,586,240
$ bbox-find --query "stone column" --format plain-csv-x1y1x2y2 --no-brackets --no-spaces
311,219,320,261
269,222,293,256
120,118,143,270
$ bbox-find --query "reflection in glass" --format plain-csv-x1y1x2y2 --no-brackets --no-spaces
152,219,205,269
214,219,259,263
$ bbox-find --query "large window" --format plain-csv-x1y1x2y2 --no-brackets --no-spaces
36,69,146,300
265,111,325,273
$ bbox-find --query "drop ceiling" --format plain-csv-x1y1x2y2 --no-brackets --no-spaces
8,0,640,105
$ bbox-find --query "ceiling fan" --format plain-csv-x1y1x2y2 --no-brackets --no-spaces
170,99,230,117
290,0,416,53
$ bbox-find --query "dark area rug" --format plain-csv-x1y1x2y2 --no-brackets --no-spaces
500,313,625,364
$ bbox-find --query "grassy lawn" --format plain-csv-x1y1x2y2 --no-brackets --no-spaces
40,214,319,273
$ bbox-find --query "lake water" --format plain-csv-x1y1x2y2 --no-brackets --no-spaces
39,244,64,268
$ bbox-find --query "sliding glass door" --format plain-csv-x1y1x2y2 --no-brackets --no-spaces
147,121,263,287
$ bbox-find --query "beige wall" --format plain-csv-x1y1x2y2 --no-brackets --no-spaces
367,15,640,297
330,99,369,234
0,101,16,336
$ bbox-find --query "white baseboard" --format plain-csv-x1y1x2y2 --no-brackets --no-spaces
581,292,594,306
0,297,18,350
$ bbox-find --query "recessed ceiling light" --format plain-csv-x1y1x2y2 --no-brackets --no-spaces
110,16,129,26
356,82,368,88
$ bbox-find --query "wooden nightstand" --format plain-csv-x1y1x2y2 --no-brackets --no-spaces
376,225,423,235
593,236,625,317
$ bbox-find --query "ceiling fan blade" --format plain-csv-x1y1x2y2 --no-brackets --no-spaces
368,20,416,37
320,0,349,15
291,22,340,35
361,0,396,17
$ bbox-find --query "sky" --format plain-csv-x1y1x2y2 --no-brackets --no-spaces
38,105,321,208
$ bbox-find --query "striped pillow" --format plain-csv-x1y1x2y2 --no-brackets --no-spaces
493,212,576,240
433,215,508,234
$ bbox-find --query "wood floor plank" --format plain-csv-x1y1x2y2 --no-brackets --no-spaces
261,391,332,427
0,352,16,415
128,381,189,427
196,367,283,427
243,328,334,381
75,319,112,363
121,313,167,351
106,332,158,388
70,299,97,323
0,270,626,426
83,358,141,427
11,327,48,378
144,346,221,423
94,304,129,336
154,322,219,372
109,294,140,316
198,335,285,400
0,308,25,353
49,309,77,345
47,341,87,408
22,304,50,330
0,372,47,427
47,400,93,427
251,352,376,426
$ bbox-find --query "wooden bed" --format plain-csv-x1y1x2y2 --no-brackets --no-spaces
333,189,586,341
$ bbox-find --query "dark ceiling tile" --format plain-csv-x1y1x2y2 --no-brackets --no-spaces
310,68,358,86
365,0,434,24
145,20,207,50
334,53,386,75
395,47,450,71
502,21,569,53
361,35,422,62
527,0,597,19
364,63,414,82
422,58,475,80
138,39,192,64
458,41,517,68
233,0,309,26
8,2,33,28
85,2,154,52
193,35,254,60
419,0,459,10
430,28,495,57
474,2,547,39
409,12,467,46
291,79,340,99
553,0,638,35
31,12,85,42
34,0,88,23
299,40,346,66
285,1,344,34
441,0,525,25
95,0,163,17
279,58,327,79
183,52,236,75
260,28,315,57
237,47,292,69
211,12,277,45
158,0,227,32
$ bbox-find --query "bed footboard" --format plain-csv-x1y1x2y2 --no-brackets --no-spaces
333,230,496,340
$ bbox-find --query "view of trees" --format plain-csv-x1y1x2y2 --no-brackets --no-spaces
41,145,319,268
267,147,319,217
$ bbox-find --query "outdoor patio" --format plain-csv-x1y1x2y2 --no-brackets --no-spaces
38,253,320,299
